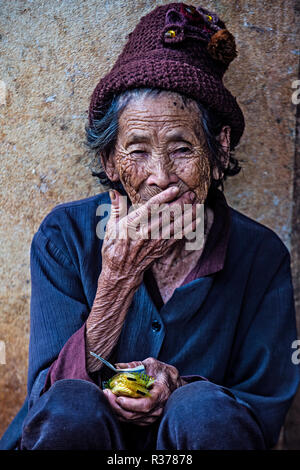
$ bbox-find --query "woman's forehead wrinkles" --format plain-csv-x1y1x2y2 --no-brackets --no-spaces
121,123,198,147
120,116,197,136
121,114,194,125
118,99,203,145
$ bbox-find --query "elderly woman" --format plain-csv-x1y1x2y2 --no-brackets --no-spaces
1,3,299,451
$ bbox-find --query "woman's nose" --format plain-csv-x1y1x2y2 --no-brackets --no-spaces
146,161,179,189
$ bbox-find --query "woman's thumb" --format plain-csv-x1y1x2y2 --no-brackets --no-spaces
109,189,127,219
109,189,117,204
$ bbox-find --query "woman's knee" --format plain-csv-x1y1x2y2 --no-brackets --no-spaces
32,379,110,425
21,379,120,449
157,380,265,450
163,380,233,418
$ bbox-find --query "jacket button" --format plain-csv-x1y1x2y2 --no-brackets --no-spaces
152,321,161,332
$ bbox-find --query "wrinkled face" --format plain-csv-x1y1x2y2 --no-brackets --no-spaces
103,91,228,205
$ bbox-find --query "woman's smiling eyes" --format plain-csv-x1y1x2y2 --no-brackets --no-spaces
173,146,191,155
129,146,193,157
129,149,147,156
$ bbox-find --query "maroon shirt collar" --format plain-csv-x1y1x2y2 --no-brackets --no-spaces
183,187,231,283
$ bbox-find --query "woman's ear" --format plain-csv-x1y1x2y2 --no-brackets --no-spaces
212,125,231,180
99,150,120,182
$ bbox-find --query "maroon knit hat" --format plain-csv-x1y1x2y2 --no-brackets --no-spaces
89,2,245,149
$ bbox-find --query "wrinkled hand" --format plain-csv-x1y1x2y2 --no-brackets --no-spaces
101,187,199,282
103,357,187,426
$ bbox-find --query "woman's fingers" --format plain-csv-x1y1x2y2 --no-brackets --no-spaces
133,200,198,241
115,361,143,369
115,382,165,413
103,389,141,420
115,396,154,414
125,187,180,227
103,187,203,274
106,190,128,239
103,389,162,424
107,187,200,243
144,186,180,209
121,407,164,426
109,190,127,219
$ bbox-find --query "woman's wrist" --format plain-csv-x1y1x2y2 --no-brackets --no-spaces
98,265,144,294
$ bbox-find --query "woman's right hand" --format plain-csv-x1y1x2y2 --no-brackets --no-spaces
100,186,199,283
86,186,199,372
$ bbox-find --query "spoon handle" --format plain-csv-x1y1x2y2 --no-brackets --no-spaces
89,351,145,373
89,352,117,372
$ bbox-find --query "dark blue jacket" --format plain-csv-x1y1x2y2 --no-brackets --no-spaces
1,190,299,449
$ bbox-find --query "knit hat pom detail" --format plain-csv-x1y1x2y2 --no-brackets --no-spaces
207,29,238,65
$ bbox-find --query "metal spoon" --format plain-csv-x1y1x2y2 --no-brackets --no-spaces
89,351,145,373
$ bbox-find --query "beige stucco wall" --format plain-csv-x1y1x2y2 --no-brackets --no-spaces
0,0,299,445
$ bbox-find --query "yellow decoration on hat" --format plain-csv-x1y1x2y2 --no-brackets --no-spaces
165,29,176,38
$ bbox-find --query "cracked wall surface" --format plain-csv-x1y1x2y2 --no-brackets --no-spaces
0,0,299,446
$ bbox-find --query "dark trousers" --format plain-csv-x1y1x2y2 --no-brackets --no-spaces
20,379,266,450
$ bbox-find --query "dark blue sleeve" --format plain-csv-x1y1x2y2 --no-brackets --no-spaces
27,224,90,399
224,241,300,449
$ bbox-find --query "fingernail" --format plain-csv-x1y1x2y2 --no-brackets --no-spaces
109,190,116,201
170,187,179,193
